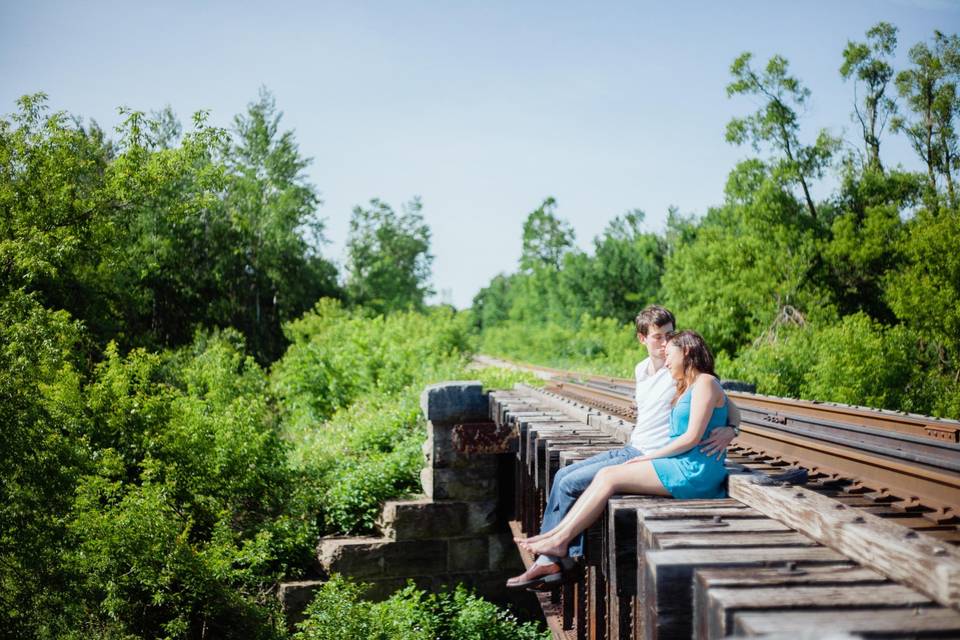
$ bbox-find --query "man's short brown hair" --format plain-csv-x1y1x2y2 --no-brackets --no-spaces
634,305,676,336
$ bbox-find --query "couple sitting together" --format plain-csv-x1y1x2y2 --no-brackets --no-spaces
507,304,739,590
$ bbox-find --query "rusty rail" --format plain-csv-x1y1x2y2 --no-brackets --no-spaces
479,354,960,519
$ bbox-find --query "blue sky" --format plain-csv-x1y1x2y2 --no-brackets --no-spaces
2,1,958,308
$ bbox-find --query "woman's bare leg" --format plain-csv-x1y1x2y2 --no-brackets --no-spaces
522,461,669,557
520,461,663,550
513,531,550,544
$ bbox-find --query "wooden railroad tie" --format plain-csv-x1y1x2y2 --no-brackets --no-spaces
492,384,960,639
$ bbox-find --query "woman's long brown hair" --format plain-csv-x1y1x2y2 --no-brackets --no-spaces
667,330,716,403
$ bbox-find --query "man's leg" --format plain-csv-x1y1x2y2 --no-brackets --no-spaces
538,445,642,561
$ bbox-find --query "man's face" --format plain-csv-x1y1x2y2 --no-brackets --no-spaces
638,322,674,360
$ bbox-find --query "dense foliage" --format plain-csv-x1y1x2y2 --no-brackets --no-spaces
293,575,548,640
474,25,960,419
0,90,538,638
0,293,539,638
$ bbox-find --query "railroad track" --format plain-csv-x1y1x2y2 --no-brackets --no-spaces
488,379,960,638
476,354,960,526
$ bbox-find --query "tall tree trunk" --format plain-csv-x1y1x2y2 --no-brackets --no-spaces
780,124,818,220
925,102,937,191
798,174,818,220
867,101,882,172
945,163,956,207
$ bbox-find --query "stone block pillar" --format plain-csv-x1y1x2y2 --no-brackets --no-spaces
420,380,513,501
291,380,527,627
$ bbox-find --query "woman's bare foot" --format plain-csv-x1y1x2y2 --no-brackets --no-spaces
505,561,561,588
524,536,569,558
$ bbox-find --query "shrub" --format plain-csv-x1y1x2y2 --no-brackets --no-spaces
721,313,917,412
479,315,643,377
294,575,549,640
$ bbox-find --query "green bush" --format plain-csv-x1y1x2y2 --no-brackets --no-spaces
274,302,548,537
721,313,918,412
293,575,549,640
479,314,643,378
55,330,315,639
271,299,471,428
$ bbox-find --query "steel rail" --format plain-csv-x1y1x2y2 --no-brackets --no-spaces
476,354,960,517
477,354,960,444
735,421,960,518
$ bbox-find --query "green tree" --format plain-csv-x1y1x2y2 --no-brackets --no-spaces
345,197,433,314
66,331,307,639
471,273,516,330
840,22,898,171
0,291,89,638
892,31,960,201
661,160,829,355
557,210,663,324
108,107,228,350
884,205,960,382
726,53,839,219
519,197,575,272
588,210,663,322
0,93,117,338
220,88,340,361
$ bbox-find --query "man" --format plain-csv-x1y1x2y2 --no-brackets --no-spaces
506,305,738,589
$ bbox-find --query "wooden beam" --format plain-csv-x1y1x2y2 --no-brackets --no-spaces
729,474,960,610
733,608,960,637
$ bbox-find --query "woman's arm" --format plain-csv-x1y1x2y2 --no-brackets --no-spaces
627,375,724,463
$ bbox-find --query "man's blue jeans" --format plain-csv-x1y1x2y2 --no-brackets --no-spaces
539,445,643,558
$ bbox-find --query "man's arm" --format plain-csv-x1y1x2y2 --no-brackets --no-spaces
727,400,741,431
699,399,740,459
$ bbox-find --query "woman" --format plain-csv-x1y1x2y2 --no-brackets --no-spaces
519,330,729,560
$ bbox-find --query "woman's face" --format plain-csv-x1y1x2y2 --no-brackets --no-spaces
665,342,685,380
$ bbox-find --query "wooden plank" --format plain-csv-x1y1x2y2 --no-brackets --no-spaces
733,607,960,637
632,502,768,639
704,583,930,638
650,531,816,549
639,505,760,520
604,497,666,640
729,474,960,609
642,518,792,534
692,562,884,637
642,546,846,640
587,565,604,640
695,564,882,589
536,436,597,489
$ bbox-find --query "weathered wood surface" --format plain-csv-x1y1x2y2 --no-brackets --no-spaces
638,504,760,520
641,517,793,534
692,562,888,637
642,546,846,640
734,607,960,637
602,497,666,640
649,531,816,549
694,563,883,589
632,502,793,640
704,583,930,639
729,474,960,609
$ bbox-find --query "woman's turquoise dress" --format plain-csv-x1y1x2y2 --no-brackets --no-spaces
651,385,729,499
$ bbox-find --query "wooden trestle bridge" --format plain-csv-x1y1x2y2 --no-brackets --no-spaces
479,355,960,639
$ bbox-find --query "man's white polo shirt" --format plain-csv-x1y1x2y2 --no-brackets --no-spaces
628,357,676,453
